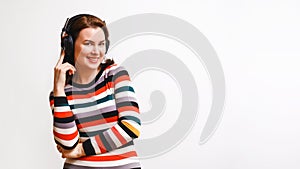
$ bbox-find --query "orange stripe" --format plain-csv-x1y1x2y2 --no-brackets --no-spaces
114,75,130,84
54,111,73,118
118,106,140,113
122,121,140,137
80,151,137,161
77,116,118,129
53,130,78,140
95,135,107,153
111,126,127,145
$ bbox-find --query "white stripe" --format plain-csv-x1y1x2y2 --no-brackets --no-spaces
81,122,116,132
115,91,136,99
114,80,130,89
119,111,140,118
90,137,101,154
54,136,78,147
68,88,113,105
72,100,116,114
106,128,122,148
115,125,132,142
66,157,139,167
54,106,71,112
53,126,78,135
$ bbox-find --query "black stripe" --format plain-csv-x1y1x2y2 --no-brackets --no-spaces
54,97,69,106
54,116,75,123
65,75,113,96
82,139,96,156
79,129,106,137
118,121,138,138
117,101,139,109
75,110,118,123
119,116,141,125
49,91,54,101
99,132,112,152
112,70,129,82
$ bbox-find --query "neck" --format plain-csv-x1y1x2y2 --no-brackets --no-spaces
73,67,101,84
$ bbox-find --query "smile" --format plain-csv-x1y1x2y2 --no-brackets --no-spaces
87,57,99,63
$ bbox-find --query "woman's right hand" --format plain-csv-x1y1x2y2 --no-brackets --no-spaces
53,49,76,96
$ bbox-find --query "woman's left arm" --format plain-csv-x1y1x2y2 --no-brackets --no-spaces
81,66,141,156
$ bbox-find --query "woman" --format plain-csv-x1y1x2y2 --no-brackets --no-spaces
49,14,142,169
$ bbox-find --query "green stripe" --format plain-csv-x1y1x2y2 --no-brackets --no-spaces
70,95,114,109
115,86,135,94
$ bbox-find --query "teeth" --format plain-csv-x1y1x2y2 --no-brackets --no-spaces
87,57,99,62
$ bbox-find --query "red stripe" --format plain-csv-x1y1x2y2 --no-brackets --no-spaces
77,116,118,129
54,111,73,118
118,106,140,113
95,135,107,153
111,126,127,145
80,151,137,161
53,130,78,140
50,100,54,106
114,75,130,84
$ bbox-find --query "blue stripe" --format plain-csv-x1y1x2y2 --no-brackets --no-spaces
115,86,135,94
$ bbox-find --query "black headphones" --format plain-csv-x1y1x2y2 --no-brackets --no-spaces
60,14,110,64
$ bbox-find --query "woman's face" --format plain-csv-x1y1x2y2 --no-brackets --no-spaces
74,27,106,71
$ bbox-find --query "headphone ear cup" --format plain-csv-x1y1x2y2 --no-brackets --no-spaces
62,36,74,64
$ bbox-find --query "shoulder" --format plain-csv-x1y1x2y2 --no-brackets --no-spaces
104,64,130,76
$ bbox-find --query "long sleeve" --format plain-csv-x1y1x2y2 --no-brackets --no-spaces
49,94,79,150
81,66,141,156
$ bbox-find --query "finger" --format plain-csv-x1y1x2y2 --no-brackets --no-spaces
60,63,76,75
55,63,76,75
62,32,68,39
57,145,62,153
55,49,65,67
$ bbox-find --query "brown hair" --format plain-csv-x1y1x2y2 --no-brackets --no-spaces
64,14,114,85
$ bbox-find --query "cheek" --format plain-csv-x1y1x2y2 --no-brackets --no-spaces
74,45,91,58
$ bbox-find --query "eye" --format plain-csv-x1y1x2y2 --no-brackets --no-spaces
83,41,93,46
99,42,105,46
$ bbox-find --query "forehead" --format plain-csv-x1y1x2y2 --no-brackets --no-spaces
77,27,105,41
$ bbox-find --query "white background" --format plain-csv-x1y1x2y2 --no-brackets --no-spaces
1,0,300,168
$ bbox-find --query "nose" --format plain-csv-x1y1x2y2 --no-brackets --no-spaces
91,45,100,55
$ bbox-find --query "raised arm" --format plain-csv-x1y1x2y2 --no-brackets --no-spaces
49,93,80,150
50,49,79,150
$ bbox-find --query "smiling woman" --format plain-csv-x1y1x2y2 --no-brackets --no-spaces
48,14,142,169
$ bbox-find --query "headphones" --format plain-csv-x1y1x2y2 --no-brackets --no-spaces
60,14,110,64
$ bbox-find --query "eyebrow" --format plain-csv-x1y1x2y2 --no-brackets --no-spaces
83,39,106,43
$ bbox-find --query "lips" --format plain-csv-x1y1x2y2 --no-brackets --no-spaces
87,57,99,63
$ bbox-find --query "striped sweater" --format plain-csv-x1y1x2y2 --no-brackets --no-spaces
49,64,142,168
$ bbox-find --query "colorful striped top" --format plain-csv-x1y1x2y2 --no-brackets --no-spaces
49,64,142,169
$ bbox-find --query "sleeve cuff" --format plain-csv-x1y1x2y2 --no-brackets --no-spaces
54,96,69,107
82,139,96,156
